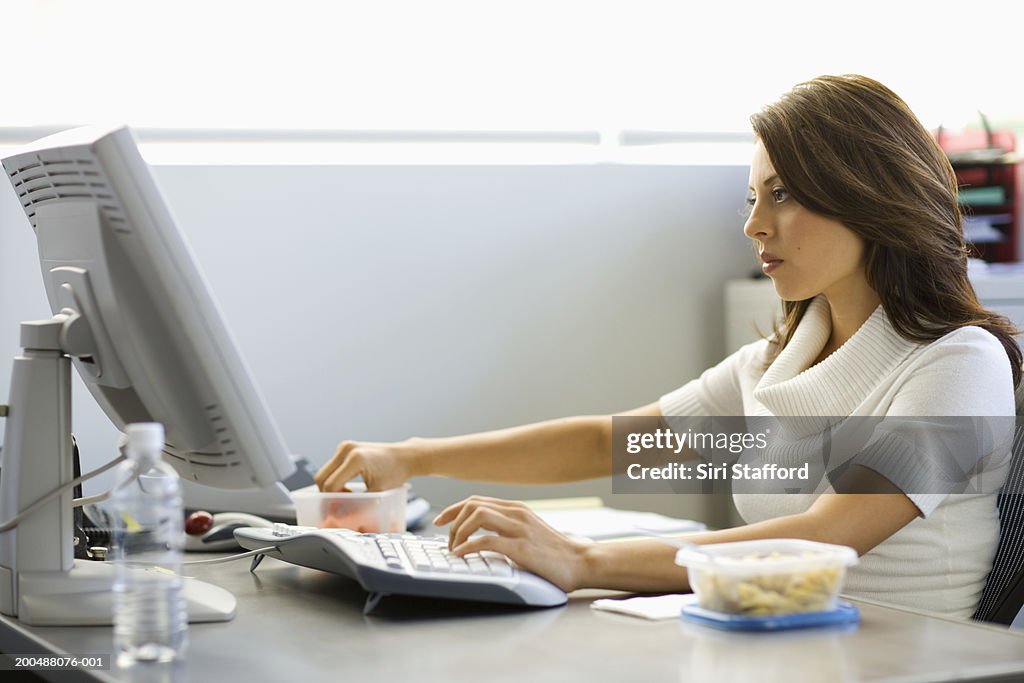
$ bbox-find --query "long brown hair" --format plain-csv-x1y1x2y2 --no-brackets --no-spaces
751,74,1022,387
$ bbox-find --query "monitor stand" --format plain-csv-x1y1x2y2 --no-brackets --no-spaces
0,316,236,625
12,561,235,626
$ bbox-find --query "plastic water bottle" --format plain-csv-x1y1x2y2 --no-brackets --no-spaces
110,423,188,665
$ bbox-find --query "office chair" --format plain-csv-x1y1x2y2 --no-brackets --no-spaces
972,398,1024,627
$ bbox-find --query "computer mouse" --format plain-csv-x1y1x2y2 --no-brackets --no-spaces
185,512,275,552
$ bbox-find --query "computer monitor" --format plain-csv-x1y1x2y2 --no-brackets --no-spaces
0,124,297,625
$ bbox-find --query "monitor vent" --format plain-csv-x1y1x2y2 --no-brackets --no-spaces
156,406,244,480
204,404,238,459
7,153,130,233
164,448,242,474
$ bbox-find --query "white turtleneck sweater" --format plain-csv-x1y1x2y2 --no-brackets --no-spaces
659,295,1015,619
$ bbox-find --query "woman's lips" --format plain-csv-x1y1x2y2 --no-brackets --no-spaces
760,253,783,275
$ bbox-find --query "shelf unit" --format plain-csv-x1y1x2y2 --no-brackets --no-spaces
955,159,1019,262
939,127,1021,263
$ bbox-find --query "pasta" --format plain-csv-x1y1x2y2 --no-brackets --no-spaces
692,551,845,616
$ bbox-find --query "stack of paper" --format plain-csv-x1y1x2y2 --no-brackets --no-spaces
533,506,705,540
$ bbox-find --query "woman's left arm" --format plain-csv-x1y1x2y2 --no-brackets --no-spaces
436,486,919,593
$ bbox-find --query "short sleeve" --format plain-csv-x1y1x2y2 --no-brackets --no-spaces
659,339,769,417
855,327,1015,516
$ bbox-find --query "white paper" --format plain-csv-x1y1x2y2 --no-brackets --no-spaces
535,507,705,540
590,594,695,620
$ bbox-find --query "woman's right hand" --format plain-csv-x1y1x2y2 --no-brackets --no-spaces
314,438,428,492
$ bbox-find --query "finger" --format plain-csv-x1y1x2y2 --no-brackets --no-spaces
433,495,490,526
438,497,524,544
315,441,356,486
443,498,490,546
456,495,523,507
447,499,485,546
432,500,468,527
449,507,523,550
321,453,364,492
452,498,533,532
448,500,525,548
452,532,516,559
314,441,358,488
433,496,522,526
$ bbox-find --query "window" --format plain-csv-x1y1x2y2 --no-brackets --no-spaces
6,1,1022,159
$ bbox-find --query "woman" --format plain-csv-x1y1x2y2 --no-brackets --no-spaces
315,75,1020,619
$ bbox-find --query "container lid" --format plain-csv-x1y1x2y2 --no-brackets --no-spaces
680,595,860,631
674,538,858,574
290,482,408,499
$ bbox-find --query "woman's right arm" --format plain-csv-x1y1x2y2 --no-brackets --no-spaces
314,401,662,491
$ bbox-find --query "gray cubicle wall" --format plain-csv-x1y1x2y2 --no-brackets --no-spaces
0,161,752,525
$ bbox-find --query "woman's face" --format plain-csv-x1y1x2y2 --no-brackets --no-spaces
743,141,869,303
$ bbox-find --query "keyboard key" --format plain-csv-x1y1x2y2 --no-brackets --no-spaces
467,559,489,575
485,559,513,577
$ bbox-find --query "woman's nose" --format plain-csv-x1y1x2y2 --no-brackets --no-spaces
743,206,772,240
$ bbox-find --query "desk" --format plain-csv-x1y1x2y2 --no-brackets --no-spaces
3,554,1024,683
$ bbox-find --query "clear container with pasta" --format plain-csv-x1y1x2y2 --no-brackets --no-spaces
675,539,859,616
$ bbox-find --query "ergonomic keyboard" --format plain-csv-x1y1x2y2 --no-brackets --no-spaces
234,525,568,610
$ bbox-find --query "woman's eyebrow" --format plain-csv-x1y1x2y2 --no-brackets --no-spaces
747,174,780,191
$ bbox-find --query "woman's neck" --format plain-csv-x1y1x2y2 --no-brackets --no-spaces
815,284,882,365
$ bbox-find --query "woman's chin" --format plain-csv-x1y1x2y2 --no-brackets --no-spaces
770,281,814,303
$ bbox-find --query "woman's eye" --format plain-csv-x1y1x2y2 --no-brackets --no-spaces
771,187,789,202
738,195,756,218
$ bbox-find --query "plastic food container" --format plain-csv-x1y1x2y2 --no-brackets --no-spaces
674,539,858,616
291,483,407,533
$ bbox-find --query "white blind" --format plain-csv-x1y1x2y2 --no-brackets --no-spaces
7,1,1022,135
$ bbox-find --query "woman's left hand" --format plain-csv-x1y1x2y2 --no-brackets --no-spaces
432,496,591,593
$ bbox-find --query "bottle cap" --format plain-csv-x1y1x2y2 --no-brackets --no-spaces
125,422,165,453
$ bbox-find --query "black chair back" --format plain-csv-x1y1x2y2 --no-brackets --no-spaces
973,415,1024,625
